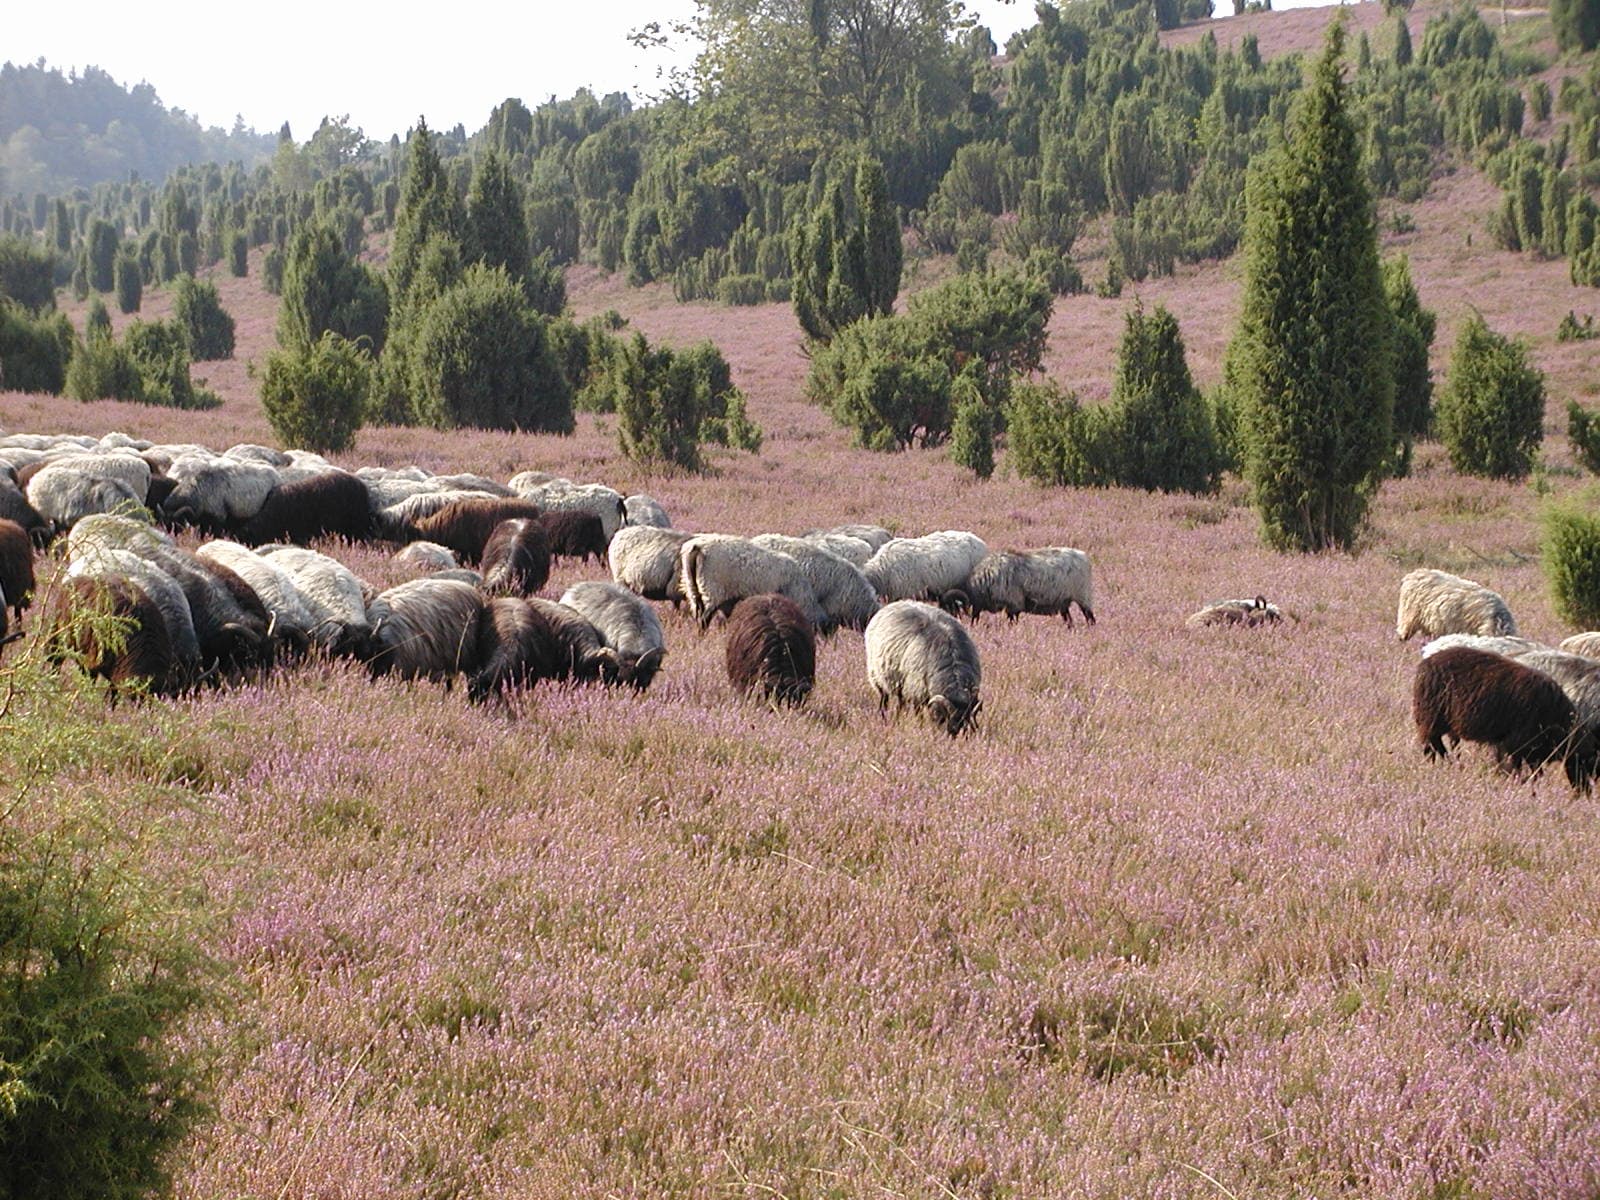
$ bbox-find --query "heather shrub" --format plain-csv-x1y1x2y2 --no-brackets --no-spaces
1023,982,1221,1082
172,275,236,361
259,331,371,453
1543,505,1600,626
0,301,72,394
1436,315,1544,479
113,251,141,314
0,635,212,1200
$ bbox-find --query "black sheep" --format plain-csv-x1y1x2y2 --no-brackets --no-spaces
412,497,545,564
468,597,564,703
239,470,373,546
482,519,552,597
51,575,177,695
1414,646,1592,789
538,510,608,563
0,517,36,620
724,593,815,707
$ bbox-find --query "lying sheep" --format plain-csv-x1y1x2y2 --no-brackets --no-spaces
609,526,694,604
239,470,373,546
725,594,815,707
258,545,373,657
1186,595,1282,629
481,519,551,597
560,581,666,690
365,578,485,683
680,534,827,630
863,531,988,604
865,600,983,736
1396,569,1517,641
957,547,1095,626
751,533,878,633
1413,646,1593,789
394,541,459,573
411,497,546,563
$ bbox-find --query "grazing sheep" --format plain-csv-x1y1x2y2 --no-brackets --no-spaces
411,497,546,563
1419,634,1550,660
1396,569,1517,641
481,519,551,597
432,472,512,497
560,581,666,690
751,533,879,632
468,597,565,702
1186,595,1282,629
609,526,694,604
0,518,35,620
680,534,828,630
724,594,815,707
36,451,152,502
624,494,672,529
161,454,280,531
257,545,374,657
394,541,459,573
800,531,875,567
372,488,492,539
811,524,895,553
526,598,614,683
961,547,1095,626
511,477,627,543
66,549,201,682
195,540,320,650
50,574,178,695
0,475,50,545
1560,632,1600,660
863,531,989,604
1413,646,1592,788
539,510,608,563
864,600,983,736
223,443,291,466
65,511,176,563
432,568,485,588
239,470,373,546
26,465,144,533
137,544,274,676
365,578,485,683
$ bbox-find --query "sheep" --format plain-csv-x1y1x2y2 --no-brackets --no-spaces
65,511,175,562
238,470,373,546
160,454,281,532
134,544,274,676
257,545,374,657
1419,634,1551,660
223,443,292,467
624,494,672,529
365,578,485,683
801,531,875,567
526,598,615,683
467,597,566,703
35,451,151,501
481,519,551,597
1560,632,1600,660
0,518,35,620
432,472,512,497
539,510,608,563
959,547,1095,626
559,581,666,690
511,476,627,543
49,574,178,695
394,541,459,573
863,531,989,604
1395,569,1517,641
373,488,494,540
26,464,144,533
864,600,983,736
433,568,485,588
411,497,546,564
66,549,201,683
1186,595,1283,629
679,534,828,631
724,594,815,707
1413,646,1593,789
609,526,694,604
0,475,50,545
810,523,895,554
195,540,320,650
751,533,879,633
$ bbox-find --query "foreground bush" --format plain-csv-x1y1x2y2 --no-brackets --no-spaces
260,331,371,453
0,301,72,394
1436,315,1544,479
1544,505,1600,627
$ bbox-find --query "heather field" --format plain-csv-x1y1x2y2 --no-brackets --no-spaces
10,13,1600,1195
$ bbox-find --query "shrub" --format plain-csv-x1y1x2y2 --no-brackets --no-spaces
113,252,141,314
609,337,757,469
1107,304,1222,494
409,263,572,433
228,230,248,276
1569,402,1600,473
0,301,73,394
65,327,143,403
1025,248,1083,296
277,218,388,353
0,236,58,311
87,219,118,292
1384,254,1437,475
1529,80,1553,124
1544,505,1600,626
1006,381,1116,488
263,246,285,295
260,331,371,453
1436,315,1545,479
1558,310,1598,341
716,273,768,306
67,320,220,410
949,374,997,479
70,260,88,302
807,316,953,451
172,275,236,361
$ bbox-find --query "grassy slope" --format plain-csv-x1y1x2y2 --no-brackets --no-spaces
9,4,1600,1195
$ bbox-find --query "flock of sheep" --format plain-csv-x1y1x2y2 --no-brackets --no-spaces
1398,567,1600,790
0,431,1102,735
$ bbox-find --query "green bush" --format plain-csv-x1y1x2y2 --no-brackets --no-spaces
0,302,72,394
0,236,58,311
1569,402,1600,473
172,275,236,361
65,329,143,403
67,320,220,410
1544,505,1600,626
86,219,118,292
1436,315,1545,479
227,230,248,277
409,263,572,433
113,253,141,314
263,246,285,295
260,331,371,453
608,337,758,469
1106,303,1222,494
716,273,768,306
1005,380,1116,488
1559,310,1599,341
949,373,996,479
1025,248,1083,296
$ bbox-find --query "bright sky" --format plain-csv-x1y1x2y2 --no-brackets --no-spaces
10,0,1343,145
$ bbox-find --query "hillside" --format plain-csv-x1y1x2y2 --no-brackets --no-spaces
6,3,1600,1197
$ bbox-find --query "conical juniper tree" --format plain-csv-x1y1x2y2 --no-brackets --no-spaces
791,155,901,343
1227,18,1394,551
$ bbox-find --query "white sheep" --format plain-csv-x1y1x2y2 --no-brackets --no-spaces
864,600,982,736
624,494,672,529
751,533,879,632
163,454,281,529
1560,632,1600,660
863,531,990,604
66,511,175,562
800,531,875,567
395,541,460,573
679,534,827,630
560,581,667,690
609,526,694,603
510,476,627,543
195,540,320,646
27,464,144,532
257,545,374,656
365,578,485,682
960,547,1095,626
1395,569,1517,641
1419,633,1550,660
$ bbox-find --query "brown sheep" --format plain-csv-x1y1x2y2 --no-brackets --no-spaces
50,575,177,695
411,497,545,564
0,518,36,620
724,594,815,707
538,510,608,563
468,597,564,703
1413,646,1595,790
481,518,552,597
240,470,373,546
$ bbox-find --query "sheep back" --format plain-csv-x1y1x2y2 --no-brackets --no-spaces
725,594,816,706
1396,569,1517,641
864,600,982,736
482,518,552,597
